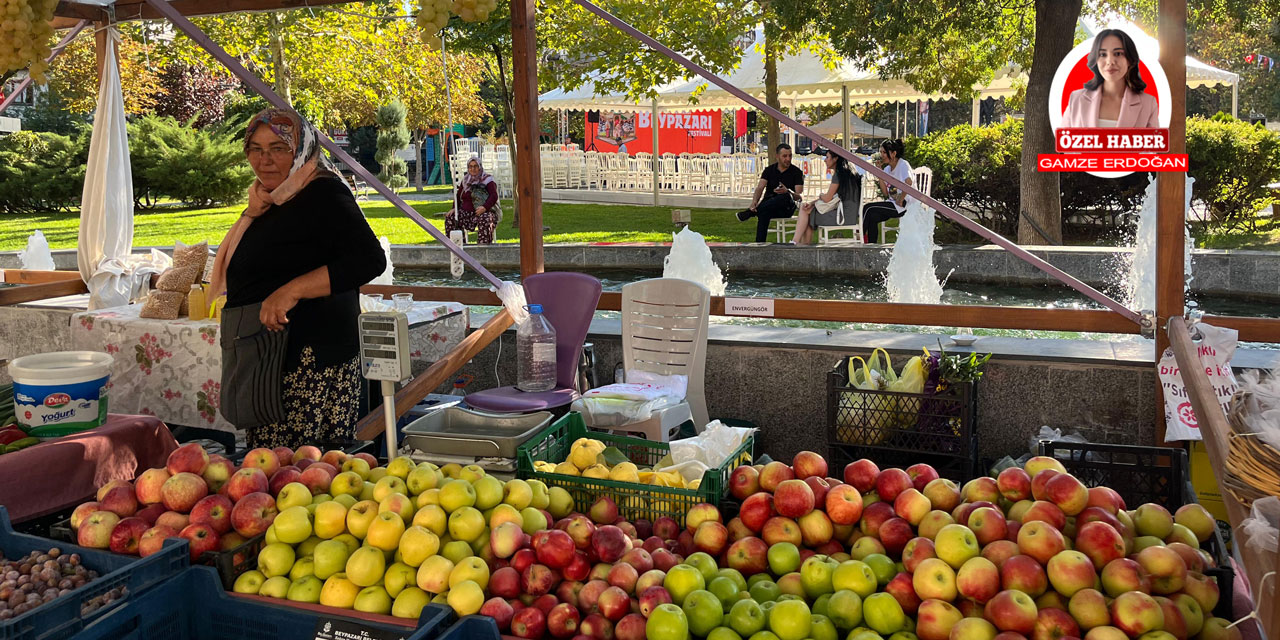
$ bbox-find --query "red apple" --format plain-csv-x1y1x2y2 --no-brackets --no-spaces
638,585,672,617
548,602,581,638
138,525,177,557
969,507,1010,546
481,597,516,632
606,562,639,595
982,540,1021,569
774,479,816,519
135,468,172,505
876,468,913,502
591,497,620,525
652,517,680,541
903,537,937,572
512,549,538,574
985,589,1039,634
821,484,863,527
99,485,138,518
160,472,209,513
906,463,940,492
885,571,923,615
1021,502,1067,531
1100,558,1151,597
155,510,189,532
226,467,270,503
804,476,832,506
860,501,896,537
521,563,561,597
178,522,220,562
651,549,680,572
759,461,796,492
1046,550,1098,598
1001,555,1049,597
1135,545,1188,595
693,521,729,556
189,494,234,534
739,493,775,532
580,613,614,640
924,478,963,513
1075,522,1126,570
614,613,647,640
761,517,802,546
1017,521,1066,565
895,488,932,526
619,548,653,573
879,517,915,556
684,503,721,533
564,552,591,582
490,566,522,598
229,491,277,537
726,517,753,542
726,536,769,576
135,503,166,525
997,468,1033,502
597,586,630,621
535,529,578,569
963,477,1002,504
292,445,322,464
1032,607,1081,640
96,480,132,502
566,516,597,550
957,556,1002,604
793,451,828,479
591,526,630,563
77,511,120,548
241,447,280,478
71,501,102,531
271,446,294,470
729,465,761,500
268,467,303,496
1044,473,1089,516
1086,486,1125,514
844,459,880,493
166,443,209,476
108,517,151,555
1030,470,1060,501
511,606,547,640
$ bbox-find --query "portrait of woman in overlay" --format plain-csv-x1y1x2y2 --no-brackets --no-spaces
208,108,386,449
1061,28,1159,128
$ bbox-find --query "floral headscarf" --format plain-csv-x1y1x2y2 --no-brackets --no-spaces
207,108,343,298
460,155,494,191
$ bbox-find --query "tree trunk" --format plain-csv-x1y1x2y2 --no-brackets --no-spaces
763,25,781,164
414,131,424,191
1018,0,1080,245
268,14,292,105
494,42,519,228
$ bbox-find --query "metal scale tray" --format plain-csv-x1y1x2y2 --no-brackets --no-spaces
401,406,553,459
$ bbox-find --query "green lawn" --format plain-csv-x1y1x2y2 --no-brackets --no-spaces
0,200,748,251
1194,216,1280,251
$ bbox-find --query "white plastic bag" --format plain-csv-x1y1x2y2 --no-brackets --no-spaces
1158,323,1238,442
572,373,688,428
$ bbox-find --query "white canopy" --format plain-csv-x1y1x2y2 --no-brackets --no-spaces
540,21,1238,113
808,111,892,139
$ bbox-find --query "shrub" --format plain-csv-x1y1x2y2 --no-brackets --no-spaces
0,130,88,214
128,115,254,207
904,119,1023,235
1186,113,1280,232
375,101,410,190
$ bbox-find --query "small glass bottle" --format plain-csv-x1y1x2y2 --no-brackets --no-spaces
187,284,206,321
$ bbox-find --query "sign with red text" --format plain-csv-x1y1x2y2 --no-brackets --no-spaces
586,110,721,155
1054,128,1169,153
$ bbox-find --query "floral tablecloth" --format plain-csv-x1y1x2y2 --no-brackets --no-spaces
70,302,468,433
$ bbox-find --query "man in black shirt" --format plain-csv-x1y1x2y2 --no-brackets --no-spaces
737,143,805,242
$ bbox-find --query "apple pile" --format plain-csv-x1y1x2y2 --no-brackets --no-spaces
229,455,577,622
606,452,1237,640
67,443,334,562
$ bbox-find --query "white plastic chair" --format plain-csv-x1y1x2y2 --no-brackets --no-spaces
583,152,602,190
707,155,733,194
659,154,679,191
879,166,933,244
588,278,710,442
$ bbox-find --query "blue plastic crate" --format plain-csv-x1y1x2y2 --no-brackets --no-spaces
72,566,455,640
0,506,188,640
437,616,501,640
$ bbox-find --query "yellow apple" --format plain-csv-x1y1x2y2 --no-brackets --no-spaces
276,482,314,512
320,573,361,609
330,472,365,498
379,493,416,523
273,506,313,545
472,476,504,511
416,555,455,594
447,507,486,543
311,493,332,504
413,504,448,536
333,494,358,509
368,467,389,483
258,542,297,578
289,556,316,581
528,479,550,510
333,533,360,555
346,500,380,539
439,480,477,513
367,511,407,551
521,506,548,535
458,465,485,483
489,504,523,530
264,525,278,545
387,456,416,480
449,556,490,590
313,539,351,580
384,562,418,598
373,476,409,503
392,587,430,619
441,540,473,564
259,576,290,598
359,481,376,502
440,463,463,479
503,479,533,510
431,592,448,605
233,570,266,594
447,579,485,615
548,487,574,519
345,546,387,587
286,575,323,603
407,466,440,495
297,536,324,558
399,526,441,567
341,457,372,480
417,489,441,509
313,501,348,539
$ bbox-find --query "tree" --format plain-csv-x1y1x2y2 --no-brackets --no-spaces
155,61,238,128
46,28,163,116
376,100,411,189
1186,8,1280,118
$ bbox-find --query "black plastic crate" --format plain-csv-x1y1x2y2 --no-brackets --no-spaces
828,356,978,479
1038,440,1234,619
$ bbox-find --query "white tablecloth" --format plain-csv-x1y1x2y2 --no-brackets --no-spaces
70,301,468,433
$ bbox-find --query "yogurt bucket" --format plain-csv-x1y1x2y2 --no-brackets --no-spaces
8,351,113,437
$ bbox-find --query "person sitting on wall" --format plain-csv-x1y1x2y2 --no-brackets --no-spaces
736,143,805,243
860,138,913,244
791,148,859,245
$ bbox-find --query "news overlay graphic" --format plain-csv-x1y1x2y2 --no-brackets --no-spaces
1043,28,1178,177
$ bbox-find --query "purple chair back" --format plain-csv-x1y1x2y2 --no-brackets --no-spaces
524,272,602,390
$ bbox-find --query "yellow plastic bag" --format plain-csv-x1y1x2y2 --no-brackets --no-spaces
887,353,927,429
837,356,892,445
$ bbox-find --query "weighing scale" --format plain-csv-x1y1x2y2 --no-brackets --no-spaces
358,311,411,456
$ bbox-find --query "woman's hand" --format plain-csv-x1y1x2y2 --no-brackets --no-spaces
260,283,300,331
475,206,487,215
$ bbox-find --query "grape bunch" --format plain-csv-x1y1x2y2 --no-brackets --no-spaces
451,0,497,23
415,0,451,49
0,548,118,620
0,0,59,83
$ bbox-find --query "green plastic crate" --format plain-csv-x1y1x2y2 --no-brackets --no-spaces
516,412,753,522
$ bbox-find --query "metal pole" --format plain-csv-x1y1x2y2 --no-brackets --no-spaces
651,98,660,206
1231,81,1238,118
0,20,88,115
841,85,850,147
1155,0,1188,445
972,97,981,127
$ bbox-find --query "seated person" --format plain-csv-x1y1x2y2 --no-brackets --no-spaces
792,148,859,245
736,143,804,242
445,156,500,244
859,139,913,243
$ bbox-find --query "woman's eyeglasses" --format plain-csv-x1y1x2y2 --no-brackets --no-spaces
247,146,293,158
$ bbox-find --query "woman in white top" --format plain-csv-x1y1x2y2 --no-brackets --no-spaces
792,149,859,245
860,139,913,243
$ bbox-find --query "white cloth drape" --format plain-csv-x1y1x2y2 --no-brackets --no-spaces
78,28,159,310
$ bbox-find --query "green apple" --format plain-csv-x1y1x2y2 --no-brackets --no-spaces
685,589,726,637
800,555,838,599
313,540,351,580
406,466,440,495
709,576,742,611
648,603,691,640
862,554,896,587
472,476,504,510
749,632,782,640
353,585,393,614
359,481,376,502
386,456,416,479
749,580,781,603
502,479,533,509
297,536,324,558
264,525,278,545
887,632,918,640
665,564,708,606
717,568,748,592
810,614,839,640
768,599,812,640
393,586,431,619
448,506,486,543
273,506,313,545
849,629,886,640
289,556,316,581
311,493,332,504
728,599,768,637
313,501,348,539
547,486,574,519
768,543,802,576
708,628,745,640
331,472,365,498
439,479,478,512
748,573,775,589
527,479,550,510
333,533,360,555
287,575,323,603
276,482,313,512
342,457,371,479
441,540,473,564
862,593,906,635
687,552,719,583
346,546,387,587
812,593,832,618
258,576,290,598
233,570,266,594
826,589,863,630
832,561,878,598
368,467,388,483
520,506,548,535
373,476,409,503
383,562,418,598
258,542,296,578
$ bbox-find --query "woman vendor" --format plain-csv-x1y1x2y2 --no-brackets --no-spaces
445,156,500,244
208,109,386,448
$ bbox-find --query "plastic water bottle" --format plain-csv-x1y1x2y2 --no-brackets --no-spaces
517,304,557,392
449,377,467,398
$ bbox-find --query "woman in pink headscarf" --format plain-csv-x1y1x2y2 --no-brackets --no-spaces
208,108,385,448
445,156,501,244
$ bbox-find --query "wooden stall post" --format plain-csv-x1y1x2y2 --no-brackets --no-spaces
1155,0,1188,445
510,0,544,277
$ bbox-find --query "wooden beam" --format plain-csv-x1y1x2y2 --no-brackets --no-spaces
1155,0,1188,446
509,0,543,276
0,280,89,306
55,0,357,21
1202,314,1280,344
355,309,514,440
0,270,83,284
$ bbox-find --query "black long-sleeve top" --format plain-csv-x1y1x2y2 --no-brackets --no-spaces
226,176,387,369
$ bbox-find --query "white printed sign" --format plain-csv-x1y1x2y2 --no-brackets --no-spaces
724,297,775,317
1158,323,1238,441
